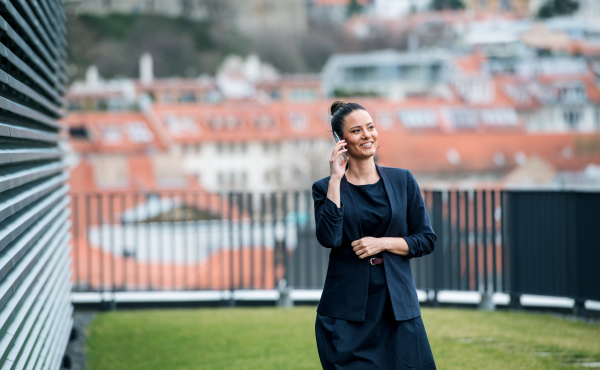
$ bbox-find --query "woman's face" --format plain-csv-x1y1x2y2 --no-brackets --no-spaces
342,109,378,160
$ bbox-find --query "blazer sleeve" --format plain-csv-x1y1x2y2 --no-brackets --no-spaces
403,170,436,260
312,180,344,248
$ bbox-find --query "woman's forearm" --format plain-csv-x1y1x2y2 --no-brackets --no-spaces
382,237,411,256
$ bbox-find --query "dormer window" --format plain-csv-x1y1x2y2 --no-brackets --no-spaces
289,113,307,131
450,110,478,129
209,116,240,130
255,115,275,129
398,110,437,128
69,126,89,140
480,109,518,126
556,84,587,103
126,121,154,143
164,114,199,135
101,126,122,144
376,111,394,129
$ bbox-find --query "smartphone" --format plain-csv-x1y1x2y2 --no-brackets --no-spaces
333,132,347,163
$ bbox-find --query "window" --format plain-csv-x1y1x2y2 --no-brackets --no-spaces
563,109,582,129
241,172,248,188
557,85,587,103
179,91,196,103
290,89,317,101
398,110,437,128
126,121,154,143
162,91,173,104
500,0,511,10
208,116,240,130
255,115,275,129
68,126,89,139
450,110,478,129
289,113,307,131
164,114,199,135
263,142,280,153
429,63,442,83
397,65,421,81
100,126,122,144
154,153,185,187
269,89,281,99
68,100,82,111
345,67,377,82
376,111,394,129
480,109,518,126
93,154,127,188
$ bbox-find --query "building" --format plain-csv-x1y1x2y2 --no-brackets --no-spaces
64,100,334,193
464,0,532,14
65,54,322,109
321,50,454,100
63,46,600,191
370,0,431,18
0,1,73,368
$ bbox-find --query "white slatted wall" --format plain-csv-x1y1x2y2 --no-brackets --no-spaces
0,0,71,369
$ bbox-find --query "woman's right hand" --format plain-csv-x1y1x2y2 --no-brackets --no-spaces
329,140,348,180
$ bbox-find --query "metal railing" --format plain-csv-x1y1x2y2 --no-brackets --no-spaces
69,189,600,310
70,191,329,292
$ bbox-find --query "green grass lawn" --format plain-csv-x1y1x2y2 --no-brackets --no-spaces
86,307,600,370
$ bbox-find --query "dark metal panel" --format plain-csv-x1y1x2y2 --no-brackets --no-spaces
0,0,69,367
8,148,63,164
1,15,59,81
0,1,57,69
4,70,62,116
0,187,68,253
0,42,61,104
0,172,67,224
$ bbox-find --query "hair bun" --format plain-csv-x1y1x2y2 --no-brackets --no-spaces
329,100,346,116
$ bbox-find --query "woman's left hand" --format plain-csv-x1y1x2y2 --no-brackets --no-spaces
351,237,387,259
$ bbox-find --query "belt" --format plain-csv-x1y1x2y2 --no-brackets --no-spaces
369,257,383,265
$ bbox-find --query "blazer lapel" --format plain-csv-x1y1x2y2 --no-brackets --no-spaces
340,175,364,240
376,164,399,237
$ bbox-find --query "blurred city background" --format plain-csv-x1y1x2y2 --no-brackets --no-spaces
63,0,600,194
3,1,600,369
61,0,600,294
57,1,600,368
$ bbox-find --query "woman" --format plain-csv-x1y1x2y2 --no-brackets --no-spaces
312,101,437,369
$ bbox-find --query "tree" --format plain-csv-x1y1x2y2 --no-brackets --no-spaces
431,0,465,10
347,0,364,18
537,0,579,19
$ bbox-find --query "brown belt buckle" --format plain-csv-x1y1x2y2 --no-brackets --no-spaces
370,257,382,265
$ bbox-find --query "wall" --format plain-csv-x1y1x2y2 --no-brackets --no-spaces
0,1,72,368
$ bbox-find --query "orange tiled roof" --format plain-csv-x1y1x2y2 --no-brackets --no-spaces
376,131,600,174
455,54,487,75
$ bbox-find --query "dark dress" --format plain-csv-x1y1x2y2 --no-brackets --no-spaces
315,178,436,370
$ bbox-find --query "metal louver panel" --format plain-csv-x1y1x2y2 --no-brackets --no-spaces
0,1,71,369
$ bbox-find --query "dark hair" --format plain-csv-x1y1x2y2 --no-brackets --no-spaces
329,100,366,140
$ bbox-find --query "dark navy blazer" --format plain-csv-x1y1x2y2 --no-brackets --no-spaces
312,165,436,322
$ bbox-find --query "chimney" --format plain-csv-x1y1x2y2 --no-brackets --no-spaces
140,52,153,84
86,65,99,87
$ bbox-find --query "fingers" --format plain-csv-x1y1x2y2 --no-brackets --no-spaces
331,140,347,155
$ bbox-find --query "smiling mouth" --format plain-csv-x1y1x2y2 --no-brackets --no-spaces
360,142,373,148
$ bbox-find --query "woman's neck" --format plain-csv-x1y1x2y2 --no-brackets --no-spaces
345,157,379,185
